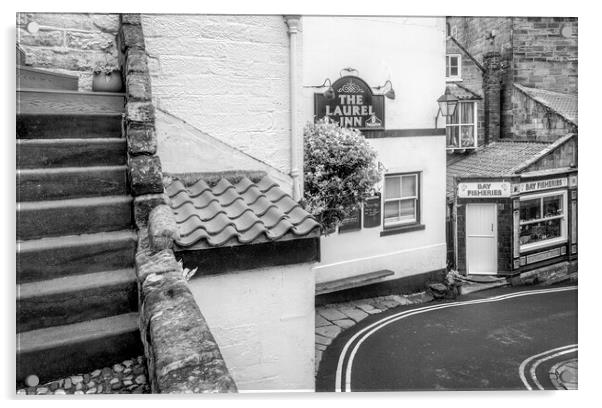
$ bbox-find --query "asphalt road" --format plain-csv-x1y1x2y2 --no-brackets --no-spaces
316,284,577,392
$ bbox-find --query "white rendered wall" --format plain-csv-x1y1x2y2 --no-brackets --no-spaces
187,263,315,392
302,17,448,283
141,15,302,179
301,16,447,130
314,135,448,284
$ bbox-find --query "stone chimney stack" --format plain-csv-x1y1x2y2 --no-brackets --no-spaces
482,37,503,145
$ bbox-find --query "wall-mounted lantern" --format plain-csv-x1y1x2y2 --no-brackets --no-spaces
374,80,396,100
435,92,459,128
304,78,335,100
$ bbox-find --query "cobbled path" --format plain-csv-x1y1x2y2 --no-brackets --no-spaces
17,355,150,395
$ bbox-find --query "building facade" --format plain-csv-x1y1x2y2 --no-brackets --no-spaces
445,16,578,280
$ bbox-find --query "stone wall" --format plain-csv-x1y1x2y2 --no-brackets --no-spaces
521,136,577,172
447,17,513,143
117,14,165,228
136,206,237,393
445,17,578,140
17,13,120,90
512,17,578,94
511,87,577,142
141,15,294,176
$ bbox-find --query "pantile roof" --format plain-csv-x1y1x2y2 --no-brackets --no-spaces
514,84,578,125
446,82,482,100
446,141,550,198
166,175,321,250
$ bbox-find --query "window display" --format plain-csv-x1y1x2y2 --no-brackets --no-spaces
519,192,566,249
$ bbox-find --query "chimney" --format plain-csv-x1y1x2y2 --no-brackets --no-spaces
482,41,503,144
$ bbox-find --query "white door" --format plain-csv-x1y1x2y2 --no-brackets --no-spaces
466,203,498,275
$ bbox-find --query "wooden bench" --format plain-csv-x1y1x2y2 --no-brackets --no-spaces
316,269,395,295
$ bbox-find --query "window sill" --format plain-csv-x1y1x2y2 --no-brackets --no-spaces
520,237,567,253
446,78,463,82
380,223,425,237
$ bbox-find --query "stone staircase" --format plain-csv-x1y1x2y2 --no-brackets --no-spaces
16,63,142,384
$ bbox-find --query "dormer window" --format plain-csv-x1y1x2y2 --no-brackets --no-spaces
446,54,462,81
446,101,477,149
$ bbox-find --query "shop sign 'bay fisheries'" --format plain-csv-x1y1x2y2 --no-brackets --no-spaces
314,76,385,130
458,182,511,198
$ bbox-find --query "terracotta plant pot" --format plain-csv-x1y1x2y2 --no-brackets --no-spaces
92,70,123,92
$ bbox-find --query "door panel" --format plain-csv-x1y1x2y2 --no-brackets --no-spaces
466,204,497,275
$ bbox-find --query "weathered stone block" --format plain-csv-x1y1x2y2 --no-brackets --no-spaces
125,49,148,74
127,122,157,156
18,29,64,47
120,24,145,51
121,14,142,26
66,31,115,51
129,155,163,196
136,248,179,282
148,205,180,252
126,101,155,123
134,193,166,227
126,72,152,101
140,270,237,393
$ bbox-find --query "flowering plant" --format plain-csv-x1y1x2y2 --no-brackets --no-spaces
303,118,382,234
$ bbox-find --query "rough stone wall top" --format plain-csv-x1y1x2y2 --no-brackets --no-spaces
141,15,293,175
17,13,120,90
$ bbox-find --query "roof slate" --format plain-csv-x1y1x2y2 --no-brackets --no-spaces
166,175,321,250
514,84,578,125
446,141,550,198
446,82,482,100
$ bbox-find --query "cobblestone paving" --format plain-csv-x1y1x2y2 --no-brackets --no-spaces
315,291,434,374
17,355,150,395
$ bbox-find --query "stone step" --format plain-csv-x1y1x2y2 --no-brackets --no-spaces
17,88,125,115
316,270,395,295
16,313,142,384
17,113,123,139
17,65,79,91
17,166,128,202
17,230,137,284
17,268,138,333
17,195,133,241
17,138,127,169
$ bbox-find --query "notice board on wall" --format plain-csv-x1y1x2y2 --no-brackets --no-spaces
363,194,381,228
339,206,362,233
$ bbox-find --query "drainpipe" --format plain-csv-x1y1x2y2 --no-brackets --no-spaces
284,15,302,201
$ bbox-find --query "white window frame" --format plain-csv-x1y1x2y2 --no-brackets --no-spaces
519,190,568,252
446,54,462,81
383,172,420,228
446,101,478,150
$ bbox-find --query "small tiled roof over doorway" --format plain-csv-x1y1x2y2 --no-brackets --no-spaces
165,174,321,251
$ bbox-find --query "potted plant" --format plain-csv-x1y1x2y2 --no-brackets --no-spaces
92,61,123,92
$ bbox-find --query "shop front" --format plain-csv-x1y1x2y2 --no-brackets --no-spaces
454,170,578,277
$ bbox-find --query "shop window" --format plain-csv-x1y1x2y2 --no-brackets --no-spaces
446,54,461,81
519,191,567,251
384,173,420,228
446,101,477,149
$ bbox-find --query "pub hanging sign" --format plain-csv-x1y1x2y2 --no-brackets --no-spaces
314,76,385,131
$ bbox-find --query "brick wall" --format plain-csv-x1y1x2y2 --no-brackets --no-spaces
512,88,578,142
17,13,120,91
512,17,578,94
141,15,294,175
